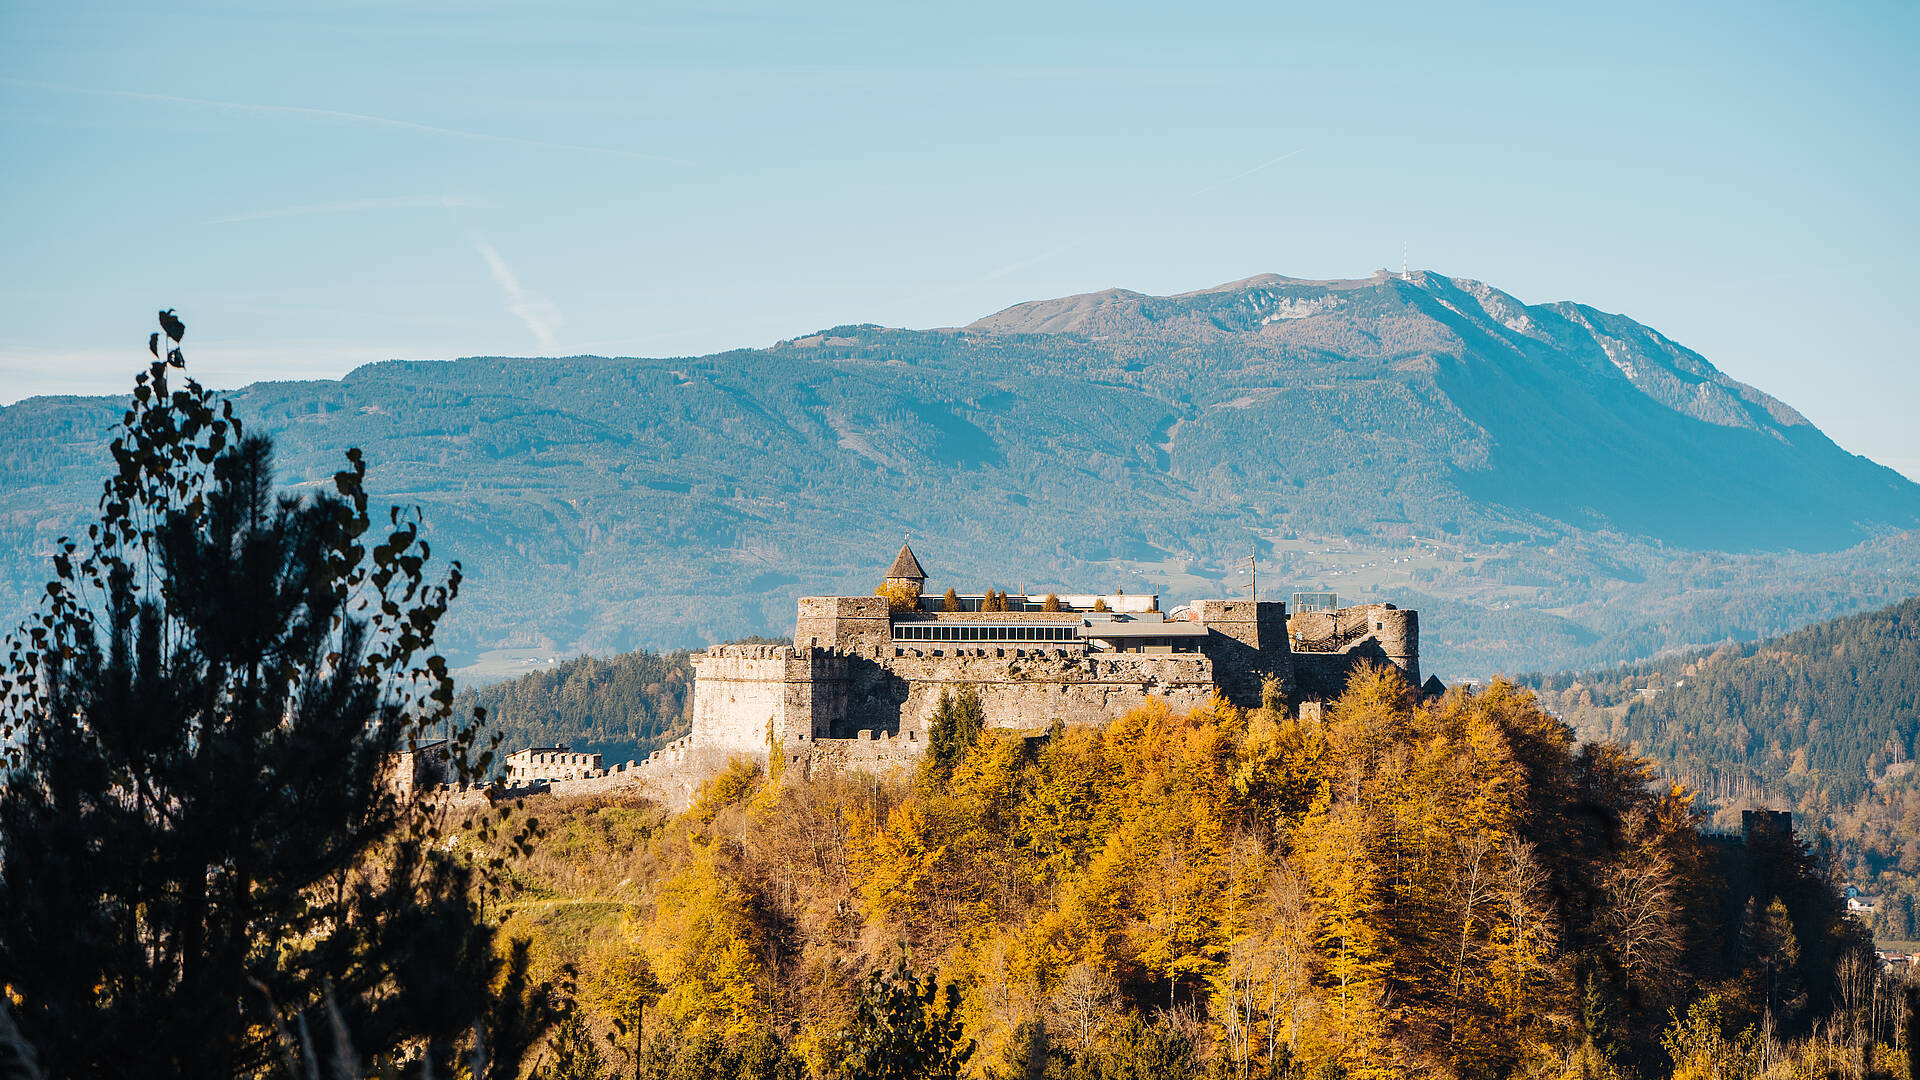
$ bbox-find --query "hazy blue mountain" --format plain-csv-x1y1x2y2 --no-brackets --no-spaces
4,270,1918,677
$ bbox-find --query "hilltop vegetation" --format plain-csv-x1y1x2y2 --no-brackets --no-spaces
479,672,1894,1080
5,271,1920,678
456,648,698,764
1529,596,1920,942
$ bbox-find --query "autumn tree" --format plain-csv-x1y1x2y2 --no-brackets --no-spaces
1048,962,1117,1050
643,845,769,1040
1658,994,1760,1080
878,580,921,613
582,933,662,1075
1295,797,1393,1070
1742,897,1806,1030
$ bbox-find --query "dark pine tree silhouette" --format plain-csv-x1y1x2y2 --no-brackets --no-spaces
0,313,552,1079
833,956,973,1080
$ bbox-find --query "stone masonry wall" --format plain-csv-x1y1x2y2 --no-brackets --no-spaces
1287,604,1419,698
691,643,1221,762
794,595,892,651
690,644,859,752
881,648,1218,735
690,648,794,756
1194,600,1293,706
677,600,1420,788
783,729,922,781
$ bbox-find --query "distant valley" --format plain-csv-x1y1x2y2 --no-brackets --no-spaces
4,269,1917,678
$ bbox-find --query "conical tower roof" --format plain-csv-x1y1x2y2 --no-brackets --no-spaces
885,541,926,582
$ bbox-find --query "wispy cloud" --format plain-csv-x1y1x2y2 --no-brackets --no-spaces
0,341,442,405
202,194,485,225
1,77,688,164
985,241,1083,280
472,237,562,352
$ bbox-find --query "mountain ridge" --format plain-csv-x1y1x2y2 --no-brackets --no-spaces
3,269,1917,676
966,270,1813,435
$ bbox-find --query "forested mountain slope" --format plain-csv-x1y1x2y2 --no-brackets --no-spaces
454,648,697,765
5,270,1917,676
1530,595,1920,939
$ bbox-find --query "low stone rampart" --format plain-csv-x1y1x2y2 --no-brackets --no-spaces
783,728,922,781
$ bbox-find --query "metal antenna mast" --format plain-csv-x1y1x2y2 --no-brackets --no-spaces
1249,545,1258,601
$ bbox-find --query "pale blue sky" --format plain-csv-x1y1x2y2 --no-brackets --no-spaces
4,2,1917,477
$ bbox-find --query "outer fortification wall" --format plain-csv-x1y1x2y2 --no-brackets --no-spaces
880,648,1217,734
688,643,1222,775
785,729,922,780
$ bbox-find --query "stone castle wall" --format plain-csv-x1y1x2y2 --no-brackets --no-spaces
1192,600,1292,705
582,596,1424,808
883,648,1218,734
691,642,1220,749
1287,604,1418,697
784,728,922,780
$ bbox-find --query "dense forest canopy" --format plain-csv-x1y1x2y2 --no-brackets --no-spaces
481,671,1899,1080
1528,595,1920,944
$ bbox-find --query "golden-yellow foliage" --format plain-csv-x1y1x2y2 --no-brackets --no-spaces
643,846,768,1040
474,667,1812,1079
876,580,921,613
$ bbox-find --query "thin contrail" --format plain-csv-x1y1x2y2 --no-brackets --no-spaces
473,237,562,352
1184,147,1307,199
984,242,1083,280
0,77,688,164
